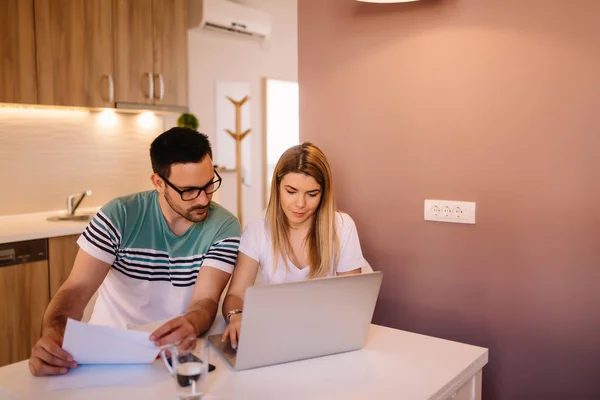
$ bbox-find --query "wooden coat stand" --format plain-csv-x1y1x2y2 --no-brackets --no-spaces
225,95,251,226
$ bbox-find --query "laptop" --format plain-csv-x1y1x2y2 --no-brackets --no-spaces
208,271,383,370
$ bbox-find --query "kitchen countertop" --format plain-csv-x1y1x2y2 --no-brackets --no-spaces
0,209,97,244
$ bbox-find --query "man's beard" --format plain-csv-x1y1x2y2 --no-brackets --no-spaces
164,191,210,223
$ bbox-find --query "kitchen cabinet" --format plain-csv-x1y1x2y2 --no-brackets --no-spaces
34,0,114,107
48,235,80,298
0,240,49,367
48,234,97,322
113,0,154,106
114,0,188,109
152,0,189,108
0,0,37,105
1,0,188,110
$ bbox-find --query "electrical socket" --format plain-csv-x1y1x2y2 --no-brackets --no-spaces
443,206,452,217
424,199,476,224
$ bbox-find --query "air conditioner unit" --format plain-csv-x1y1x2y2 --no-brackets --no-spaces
189,0,272,40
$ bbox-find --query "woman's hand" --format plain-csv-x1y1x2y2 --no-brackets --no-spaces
221,313,242,350
221,252,259,350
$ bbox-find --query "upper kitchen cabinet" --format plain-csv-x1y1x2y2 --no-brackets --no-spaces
0,0,37,105
113,0,154,106
114,0,188,110
34,0,114,108
152,0,189,109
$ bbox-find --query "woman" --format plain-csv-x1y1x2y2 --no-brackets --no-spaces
221,142,365,348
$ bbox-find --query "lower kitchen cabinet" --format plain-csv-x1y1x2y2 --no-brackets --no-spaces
48,234,80,297
0,257,49,367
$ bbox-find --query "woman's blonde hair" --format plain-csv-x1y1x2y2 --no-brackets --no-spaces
265,142,340,278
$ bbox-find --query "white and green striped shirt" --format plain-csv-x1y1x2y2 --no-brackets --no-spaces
77,190,240,329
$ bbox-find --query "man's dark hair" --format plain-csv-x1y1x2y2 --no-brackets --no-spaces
150,127,212,178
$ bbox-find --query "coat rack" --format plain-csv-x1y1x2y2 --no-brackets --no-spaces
225,95,251,226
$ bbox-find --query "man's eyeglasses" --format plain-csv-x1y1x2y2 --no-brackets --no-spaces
159,169,222,201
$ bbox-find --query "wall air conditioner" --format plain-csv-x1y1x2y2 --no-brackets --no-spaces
189,0,272,40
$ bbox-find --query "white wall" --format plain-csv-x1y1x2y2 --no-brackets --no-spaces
0,109,162,216
166,0,298,227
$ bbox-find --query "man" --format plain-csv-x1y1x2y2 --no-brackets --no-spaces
29,127,240,376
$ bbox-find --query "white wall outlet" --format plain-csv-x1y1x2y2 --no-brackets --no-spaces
424,199,476,224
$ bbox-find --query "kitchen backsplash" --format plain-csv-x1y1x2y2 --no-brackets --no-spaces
0,108,166,216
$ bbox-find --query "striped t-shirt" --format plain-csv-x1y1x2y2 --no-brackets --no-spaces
77,190,241,329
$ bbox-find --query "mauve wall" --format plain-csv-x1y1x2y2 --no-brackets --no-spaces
298,0,600,398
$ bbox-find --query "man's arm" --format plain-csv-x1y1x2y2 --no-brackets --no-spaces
222,252,260,316
185,266,231,335
30,249,110,376
151,214,241,352
150,266,231,351
43,249,111,335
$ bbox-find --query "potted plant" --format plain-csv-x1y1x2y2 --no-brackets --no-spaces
176,113,199,130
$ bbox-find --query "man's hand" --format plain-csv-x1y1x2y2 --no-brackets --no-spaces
221,313,242,350
30,248,110,377
150,315,197,355
29,330,77,376
149,267,230,354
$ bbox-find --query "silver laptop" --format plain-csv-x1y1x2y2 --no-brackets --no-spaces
208,271,383,370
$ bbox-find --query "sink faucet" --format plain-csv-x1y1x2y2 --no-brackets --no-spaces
67,190,92,216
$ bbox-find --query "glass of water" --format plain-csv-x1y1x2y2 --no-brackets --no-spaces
160,340,209,399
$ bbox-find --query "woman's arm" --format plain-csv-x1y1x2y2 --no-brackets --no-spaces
335,213,366,275
337,268,361,276
221,252,260,349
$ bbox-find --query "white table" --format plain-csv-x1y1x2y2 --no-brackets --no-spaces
0,325,488,400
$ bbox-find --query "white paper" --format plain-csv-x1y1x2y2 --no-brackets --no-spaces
44,364,165,391
62,319,160,365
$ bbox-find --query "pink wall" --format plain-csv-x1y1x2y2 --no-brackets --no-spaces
298,0,600,398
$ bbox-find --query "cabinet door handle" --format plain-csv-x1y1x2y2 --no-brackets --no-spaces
107,74,114,103
0,249,15,267
155,73,165,101
145,72,154,100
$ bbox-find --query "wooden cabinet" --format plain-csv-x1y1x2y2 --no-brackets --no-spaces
0,235,83,367
114,0,188,109
34,0,114,107
48,235,98,323
0,260,49,366
0,0,37,104
1,0,187,110
152,0,189,108
48,235,80,298
113,0,154,106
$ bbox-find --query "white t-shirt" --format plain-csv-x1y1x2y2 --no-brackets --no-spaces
77,191,240,329
239,212,365,284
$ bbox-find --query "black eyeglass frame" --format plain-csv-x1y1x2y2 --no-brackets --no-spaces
159,169,222,201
